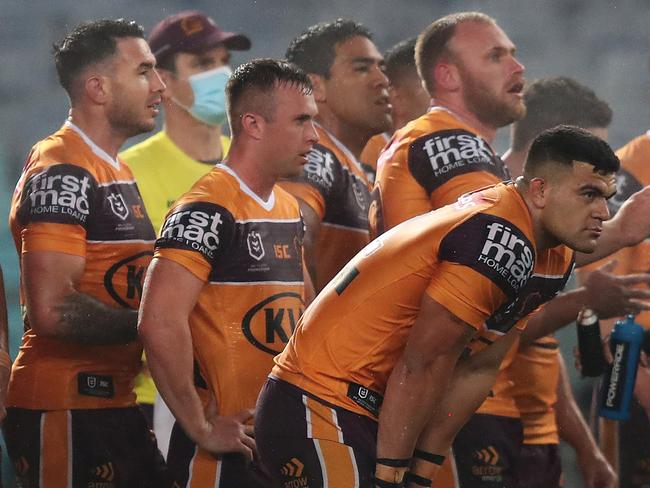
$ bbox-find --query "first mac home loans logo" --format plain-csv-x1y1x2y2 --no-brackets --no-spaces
478,221,533,291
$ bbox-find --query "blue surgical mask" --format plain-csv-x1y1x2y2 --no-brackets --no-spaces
174,66,231,126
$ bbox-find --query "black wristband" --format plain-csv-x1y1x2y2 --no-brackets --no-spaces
413,449,446,465
405,472,433,487
374,477,403,488
376,457,411,468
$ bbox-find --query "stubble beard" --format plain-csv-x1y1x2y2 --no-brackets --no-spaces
461,70,526,129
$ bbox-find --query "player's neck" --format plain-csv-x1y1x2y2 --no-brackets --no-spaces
315,108,370,159
164,111,224,162
431,97,497,143
514,177,558,251
67,108,127,159
224,144,276,201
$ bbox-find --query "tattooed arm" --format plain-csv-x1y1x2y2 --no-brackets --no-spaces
22,251,137,345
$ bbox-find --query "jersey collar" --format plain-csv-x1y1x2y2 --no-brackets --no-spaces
64,120,121,171
217,163,276,211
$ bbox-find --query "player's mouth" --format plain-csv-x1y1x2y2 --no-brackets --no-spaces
148,98,162,116
375,95,392,112
507,82,524,97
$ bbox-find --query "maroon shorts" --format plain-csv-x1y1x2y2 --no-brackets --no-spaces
452,413,523,488
166,419,272,487
255,377,378,488
516,444,561,488
3,406,168,487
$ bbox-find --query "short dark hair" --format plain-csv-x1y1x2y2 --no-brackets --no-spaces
286,18,372,77
512,77,613,151
53,19,145,99
415,12,493,94
226,58,313,136
524,125,619,178
384,37,418,86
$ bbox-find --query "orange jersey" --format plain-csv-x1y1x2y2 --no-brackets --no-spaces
510,335,561,444
370,107,510,238
475,342,521,418
273,183,574,419
155,164,305,416
577,132,650,328
360,132,390,184
280,124,371,291
8,122,155,410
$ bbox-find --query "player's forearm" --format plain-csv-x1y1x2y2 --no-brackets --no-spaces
140,317,208,442
555,356,598,454
51,291,138,344
377,353,458,460
520,289,586,345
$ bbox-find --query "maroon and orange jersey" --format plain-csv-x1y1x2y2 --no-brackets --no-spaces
273,183,574,419
360,132,390,184
8,121,155,410
370,107,510,238
280,123,371,291
510,335,561,444
154,164,305,416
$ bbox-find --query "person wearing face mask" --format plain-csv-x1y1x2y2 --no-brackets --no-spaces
119,10,250,452
121,10,251,234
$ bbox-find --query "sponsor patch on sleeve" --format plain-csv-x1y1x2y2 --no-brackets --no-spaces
156,202,235,265
408,129,509,195
439,213,534,296
299,144,341,199
17,164,97,227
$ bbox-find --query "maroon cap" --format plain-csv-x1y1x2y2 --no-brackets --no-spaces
148,10,251,62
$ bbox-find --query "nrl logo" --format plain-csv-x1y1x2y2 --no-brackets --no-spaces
107,193,129,221
247,230,265,261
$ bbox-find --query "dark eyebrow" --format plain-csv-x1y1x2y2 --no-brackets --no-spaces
350,56,382,65
139,61,155,70
295,113,313,122
580,183,616,199
487,45,516,56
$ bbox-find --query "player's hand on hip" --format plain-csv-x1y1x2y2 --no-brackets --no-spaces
197,407,256,460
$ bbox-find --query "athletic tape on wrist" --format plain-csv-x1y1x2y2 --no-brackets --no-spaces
405,472,433,487
374,477,403,488
413,449,445,465
376,457,411,468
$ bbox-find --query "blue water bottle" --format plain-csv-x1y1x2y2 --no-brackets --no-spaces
599,315,644,421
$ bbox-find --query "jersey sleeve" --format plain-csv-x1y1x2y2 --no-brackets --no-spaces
407,129,510,207
426,212,536,331
154,201,236,281
281,143,343,219
16,163,99,256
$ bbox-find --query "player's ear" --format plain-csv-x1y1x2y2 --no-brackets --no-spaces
241,112,264,140
528,177,548,208
84,72,109,105
434,61,461,93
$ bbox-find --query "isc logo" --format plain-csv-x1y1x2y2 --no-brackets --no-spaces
242,292,304,355
27,170,92,215
478,222,533,290
161,208,223,258
304,148,335,189
422,132,493,172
